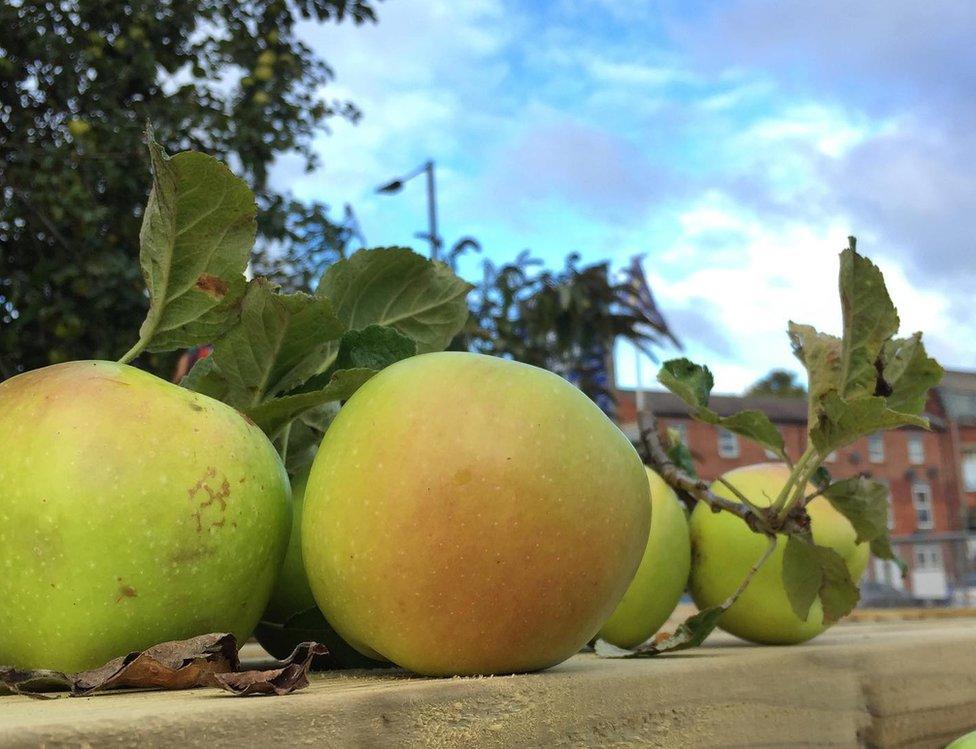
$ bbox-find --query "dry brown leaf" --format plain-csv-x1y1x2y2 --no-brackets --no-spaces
1,633,328,698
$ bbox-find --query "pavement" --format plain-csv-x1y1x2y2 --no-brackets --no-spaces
2,617,975,748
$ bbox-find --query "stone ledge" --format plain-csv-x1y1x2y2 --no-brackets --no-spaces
2,619,975,748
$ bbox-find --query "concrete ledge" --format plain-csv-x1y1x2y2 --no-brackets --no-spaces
2,619,975,748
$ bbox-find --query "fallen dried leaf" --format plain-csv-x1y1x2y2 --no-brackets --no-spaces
1,633,329,698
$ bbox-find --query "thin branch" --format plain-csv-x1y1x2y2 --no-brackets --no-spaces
721,533,778,608
637,410,809,537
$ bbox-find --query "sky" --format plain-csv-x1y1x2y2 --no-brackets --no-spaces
272,0,976,394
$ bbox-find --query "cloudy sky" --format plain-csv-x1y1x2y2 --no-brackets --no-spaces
274,0,976,393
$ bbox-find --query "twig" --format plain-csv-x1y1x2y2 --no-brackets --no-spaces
637,411,808,537
721,533,778,608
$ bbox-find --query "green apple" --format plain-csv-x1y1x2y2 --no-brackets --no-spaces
597,468,691,648
689,462,870,645
0,360,291,672
255,472,387,669
947,730,976,749
302,352,650,676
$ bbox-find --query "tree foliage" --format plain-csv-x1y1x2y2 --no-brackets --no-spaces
0,0,378,379
461,252,679,415
746,369,807,398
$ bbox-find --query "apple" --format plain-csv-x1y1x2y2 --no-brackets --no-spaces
0,360,291,672
255,471,387,669
689,462,870,645
597,468,691,648
302,352,650,676
947,730,976,749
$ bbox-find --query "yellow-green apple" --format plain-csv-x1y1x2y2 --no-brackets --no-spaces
0,361,290,672
689,462,869,644
947,730,976,749
302,352,650,676
597,468,691,648
256,471,387,668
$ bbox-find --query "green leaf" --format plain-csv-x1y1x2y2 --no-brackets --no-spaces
658,358,785,457
870,535,909,578
837,244,899,399
180,355,228,401
810,391,928,455
185,279,345,410
594,606,725,658
332,325,417,373
124,133,256,360
245,368,376,436
781,536,859,624
821,477,890,544
880,333,944,416
657,358,713,408
811,466,832,492
788,322,842,423
666,432,697,478
317,247,472,354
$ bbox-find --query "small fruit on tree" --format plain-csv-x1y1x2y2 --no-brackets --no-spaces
67,118,91,138
0,361,290,672
690,463,869,644
597,468,691,649
302,352,651,676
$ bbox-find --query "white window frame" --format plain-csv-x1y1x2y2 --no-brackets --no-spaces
868,432,885,463
963,450,976,493
825,450,838,463
914,543,943,571
717,428,739,458
907,434,925,465
912,481,935,530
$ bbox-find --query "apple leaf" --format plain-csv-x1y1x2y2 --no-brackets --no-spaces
183,279,345,410
245,368,376,437
121,131,255,362
781,536,859,624
657,358,714,407
821,476,890,544
595,606,726,659
791,242,942,459
837,243,900,399
332,324,418,373
809,391,928,455
870,534,909,577
880,333,944,415
250,326,417,439
658,358,786,459
317,247,472,354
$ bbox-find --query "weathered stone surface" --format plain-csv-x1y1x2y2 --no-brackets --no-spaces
2,619,975,748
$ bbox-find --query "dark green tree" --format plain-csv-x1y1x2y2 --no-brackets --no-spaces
0,0,378,379
462,252,679,415
746,369,807,398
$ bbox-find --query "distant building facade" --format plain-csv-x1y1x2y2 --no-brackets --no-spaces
615,376,976,607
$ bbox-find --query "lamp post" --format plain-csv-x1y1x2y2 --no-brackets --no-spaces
376,160,441,261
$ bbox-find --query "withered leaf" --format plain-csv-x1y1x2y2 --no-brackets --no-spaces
1,633,328,698
213,642,329,696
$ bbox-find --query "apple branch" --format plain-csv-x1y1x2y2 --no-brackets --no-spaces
636,411,808,538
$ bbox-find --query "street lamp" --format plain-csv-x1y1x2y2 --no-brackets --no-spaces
376,160,441,261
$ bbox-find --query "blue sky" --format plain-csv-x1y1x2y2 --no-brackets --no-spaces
272,0,976,393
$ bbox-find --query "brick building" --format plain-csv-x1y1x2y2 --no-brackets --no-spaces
615,379,976,606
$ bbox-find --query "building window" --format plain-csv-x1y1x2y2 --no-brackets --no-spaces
868,432,885,463
914,544,943,571
669,422,689,447
912,481,934,530
907,435,925,465
717,428,739,458
963,450,976,493
825,451,838,463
